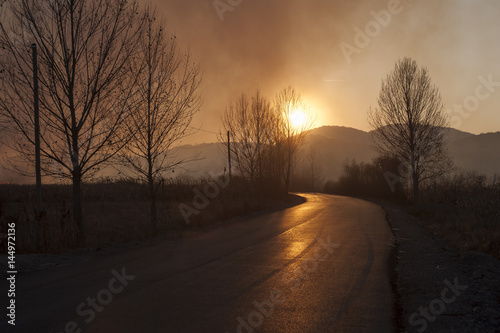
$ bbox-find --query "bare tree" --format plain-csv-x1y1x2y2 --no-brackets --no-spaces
220,87,314,194
118,7,201,233
368,57,451,204
305,144,322,192
0,0,142,245
274,87,315,192
220,90,273,189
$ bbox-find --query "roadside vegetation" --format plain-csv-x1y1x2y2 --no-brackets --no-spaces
417,172,500,259
0,1,312,254
323,156,500,260
322,57,500,260
0,177,299,254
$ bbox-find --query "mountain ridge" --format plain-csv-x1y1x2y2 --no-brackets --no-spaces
0,125,498,184
173,125,499,183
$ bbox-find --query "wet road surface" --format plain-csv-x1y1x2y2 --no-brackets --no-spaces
6,194,395,332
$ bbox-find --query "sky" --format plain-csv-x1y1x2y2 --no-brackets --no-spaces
146,0,500,145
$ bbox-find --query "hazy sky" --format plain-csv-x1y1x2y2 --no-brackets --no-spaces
150,0,499,144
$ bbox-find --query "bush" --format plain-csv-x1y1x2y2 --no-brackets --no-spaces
421,171,500,220
324,155,407,202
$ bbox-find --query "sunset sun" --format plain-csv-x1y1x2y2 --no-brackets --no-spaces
290,108,307,129
0,1,498,332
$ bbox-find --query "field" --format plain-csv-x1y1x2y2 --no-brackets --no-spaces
414,174,500,260
0,178,295,254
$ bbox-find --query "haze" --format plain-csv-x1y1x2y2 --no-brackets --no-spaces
150,0,500,145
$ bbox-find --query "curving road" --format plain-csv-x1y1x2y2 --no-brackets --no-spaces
8,194,395,332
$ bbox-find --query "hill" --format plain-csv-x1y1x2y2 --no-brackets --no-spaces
297,126,499,185
1,126,498,185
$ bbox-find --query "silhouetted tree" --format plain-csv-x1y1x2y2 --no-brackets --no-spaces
0,0,142,245
368,57,451,204
118,7,201,233
274,87,315,192
324,155,406,201
220,87,314,194
220,90,274,190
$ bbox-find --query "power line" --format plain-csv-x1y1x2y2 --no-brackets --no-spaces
176,143,215,150
187,126,219,135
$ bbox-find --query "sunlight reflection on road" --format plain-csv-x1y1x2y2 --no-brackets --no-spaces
284,241,308,258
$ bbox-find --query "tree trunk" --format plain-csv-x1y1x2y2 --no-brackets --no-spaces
285,162,291,193
412,169,420,206
410,149,420,205
148,172,157,234
72,169,84,247
285,145,292,193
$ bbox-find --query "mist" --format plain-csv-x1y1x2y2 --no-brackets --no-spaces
150,0,500,144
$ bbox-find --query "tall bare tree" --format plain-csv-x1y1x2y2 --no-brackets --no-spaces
0,0,142,245
119,7,201,233
274,87,315,192
368,57,451,204
220,90,274,189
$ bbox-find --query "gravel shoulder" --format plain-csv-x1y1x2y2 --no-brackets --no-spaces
376,200,500,333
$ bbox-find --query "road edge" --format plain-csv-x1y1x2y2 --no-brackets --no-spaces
370,198,500,332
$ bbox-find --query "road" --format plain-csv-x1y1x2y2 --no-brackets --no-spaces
6,194,395,333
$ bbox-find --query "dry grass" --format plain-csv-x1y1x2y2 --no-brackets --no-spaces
0,179,291,254
0,200,77,253
414,172,500,260
411,202,500,260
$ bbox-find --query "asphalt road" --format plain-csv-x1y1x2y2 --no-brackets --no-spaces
5,194,396,333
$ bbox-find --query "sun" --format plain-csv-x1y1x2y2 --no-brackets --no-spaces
290,108,307,129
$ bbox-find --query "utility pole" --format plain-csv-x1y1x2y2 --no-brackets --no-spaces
32,43,41,214
227,130,232,195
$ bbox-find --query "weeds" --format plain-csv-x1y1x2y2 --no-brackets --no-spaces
0,177,290,254
324,158,500,260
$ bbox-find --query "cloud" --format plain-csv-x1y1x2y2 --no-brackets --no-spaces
148,0,500,143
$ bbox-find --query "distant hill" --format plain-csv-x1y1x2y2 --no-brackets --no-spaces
297,126,499,184
443,128,474,143
175,125,499,184
170,143,227,178
299,127,376,182
1,126,498,184
448,131,500,177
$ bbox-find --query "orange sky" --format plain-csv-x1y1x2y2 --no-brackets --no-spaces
139,1,499,143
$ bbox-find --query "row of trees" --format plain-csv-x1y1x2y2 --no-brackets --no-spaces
220,87,315,195
0,0,201,244
218,57,450,204
325,155,406,201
